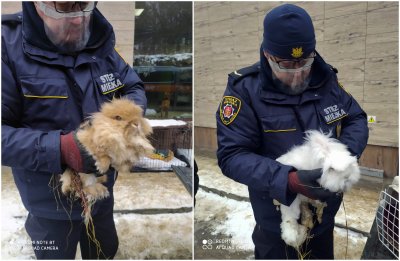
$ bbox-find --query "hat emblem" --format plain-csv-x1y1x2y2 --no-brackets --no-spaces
291,47,303,58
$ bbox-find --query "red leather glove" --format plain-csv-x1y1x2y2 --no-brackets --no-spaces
60,132,97,174
288,169,336,201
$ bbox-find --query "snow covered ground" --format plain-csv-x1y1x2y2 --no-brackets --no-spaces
114,212,192,259
194,152,383,259
113,172,193,212
197,169,248,199
1,168,192,259
335,175,383,232
1,185,32,260
195,189,255,251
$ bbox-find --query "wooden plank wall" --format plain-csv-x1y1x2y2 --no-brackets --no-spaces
1,2,135,66
194,2,399,176
194,127,218,152
359,145,399,177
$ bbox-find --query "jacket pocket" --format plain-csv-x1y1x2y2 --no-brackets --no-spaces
21,78,69,99
20,77,70,129
260,114,299,154
261,114,297,133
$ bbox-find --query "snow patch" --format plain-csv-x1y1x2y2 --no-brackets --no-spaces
113,173,193,210
1,189,33,259
134,53,192,65
114,212,192,259
195,189,255,251
2,170,192,259
149,119,187,127
334,226,367,243
1,213,193,260
198,169,249,198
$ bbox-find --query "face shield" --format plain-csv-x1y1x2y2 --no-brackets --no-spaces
267,54,314,95
35,2,95,54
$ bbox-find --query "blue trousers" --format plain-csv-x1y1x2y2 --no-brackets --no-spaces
25,197,118,259
252,224,334,259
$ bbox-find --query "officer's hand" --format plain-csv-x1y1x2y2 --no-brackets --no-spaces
60,131,97,174
287,169,336,201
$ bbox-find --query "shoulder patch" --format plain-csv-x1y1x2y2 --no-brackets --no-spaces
219,96,242,125
229,62,260,85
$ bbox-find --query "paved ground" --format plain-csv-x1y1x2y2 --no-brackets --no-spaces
194,149,392,260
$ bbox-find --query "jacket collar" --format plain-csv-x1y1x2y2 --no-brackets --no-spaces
21,2,115,67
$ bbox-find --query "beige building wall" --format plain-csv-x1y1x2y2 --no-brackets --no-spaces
194,2,398,175
1,2,135,65
96,2,135,65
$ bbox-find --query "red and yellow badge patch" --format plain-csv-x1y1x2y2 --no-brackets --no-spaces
219,96,241,125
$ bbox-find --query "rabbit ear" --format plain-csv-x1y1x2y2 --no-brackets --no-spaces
139,118,153,136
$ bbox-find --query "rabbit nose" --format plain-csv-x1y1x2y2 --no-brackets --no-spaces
131,122,139,131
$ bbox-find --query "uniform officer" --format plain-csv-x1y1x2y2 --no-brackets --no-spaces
216,4,368,259
2,2,146,259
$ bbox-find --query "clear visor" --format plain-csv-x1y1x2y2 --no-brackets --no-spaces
268,57,314,73
36,2,94,19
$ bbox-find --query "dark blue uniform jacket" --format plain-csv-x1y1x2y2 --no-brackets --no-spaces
2,3,147,220
216,48,368,235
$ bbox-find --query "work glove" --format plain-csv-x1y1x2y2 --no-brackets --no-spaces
287,169,337,201
60,132,97,174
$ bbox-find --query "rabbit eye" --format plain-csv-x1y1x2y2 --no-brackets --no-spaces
114,115,122,121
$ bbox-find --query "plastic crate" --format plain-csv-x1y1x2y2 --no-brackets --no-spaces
376,188,399,259
133,121,192,171
151,124,192,151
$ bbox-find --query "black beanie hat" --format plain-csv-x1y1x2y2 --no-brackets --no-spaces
262,4,315,59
